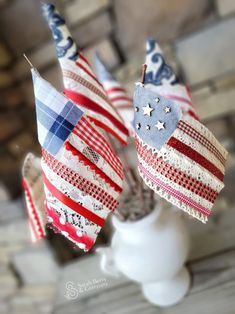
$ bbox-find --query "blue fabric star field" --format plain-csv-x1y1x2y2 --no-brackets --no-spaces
134,85,182,151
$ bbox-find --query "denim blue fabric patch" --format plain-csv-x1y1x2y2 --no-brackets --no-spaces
134,85,182,150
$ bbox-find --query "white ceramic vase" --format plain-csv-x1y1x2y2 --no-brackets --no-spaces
97,202,191,307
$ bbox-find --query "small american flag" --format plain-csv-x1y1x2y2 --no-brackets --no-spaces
31,69,124,251
22,153,46,242
42,3,129,145
134,40,228,223
95,54,134,134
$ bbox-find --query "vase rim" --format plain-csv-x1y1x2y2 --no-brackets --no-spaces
112,204,162,231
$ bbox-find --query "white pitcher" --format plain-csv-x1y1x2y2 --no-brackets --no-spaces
97,202,191,307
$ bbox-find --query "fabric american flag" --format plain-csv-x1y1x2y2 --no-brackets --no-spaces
42,3,129,145
95,54,134,135
22,153,46,242
134,40,228,223
31,69,124,251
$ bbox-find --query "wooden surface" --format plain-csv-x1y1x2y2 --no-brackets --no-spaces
54,172,235,314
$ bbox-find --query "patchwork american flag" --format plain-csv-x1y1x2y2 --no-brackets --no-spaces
22,153,46,242
31,69,124,251
95,54,134,135
42,3,129,145
134,40,228,223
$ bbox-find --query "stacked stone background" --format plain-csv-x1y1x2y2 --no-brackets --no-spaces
0,0,235,313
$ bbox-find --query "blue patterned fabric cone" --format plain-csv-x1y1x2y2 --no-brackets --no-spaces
144,38,198,120
95,54,134,134
30,68,124,251
133,40,228,223
42,3,129,145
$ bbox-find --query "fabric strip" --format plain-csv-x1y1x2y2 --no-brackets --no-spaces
43,173,105,227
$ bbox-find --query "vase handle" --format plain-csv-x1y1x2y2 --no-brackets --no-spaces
96,247,121,277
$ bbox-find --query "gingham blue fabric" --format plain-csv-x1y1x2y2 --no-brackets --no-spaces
32,69,83,155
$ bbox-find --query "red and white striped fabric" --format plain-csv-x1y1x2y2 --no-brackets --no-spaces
22,153,46,242
31,69,124,251
95,54,134,135
42,3,129,145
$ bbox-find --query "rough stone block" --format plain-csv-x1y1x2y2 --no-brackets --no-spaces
0,183,10,202
0,0,48,53
176,17,235,84
15,42,56,80
65,0,110,25
0,87,24,109
217,0,235,16
191,85,212,102
7,132,35,157
0,267,18,299
0,114,23,142
10,284,55,314
0,198,24,223
0,219,30,245
114,0,215,56
194,87,235,121
0,42,12,68
12,243,59,285
214,72,235,91
73,12,112,48
0,70,13,89
85,38,120,70
0,244,25,264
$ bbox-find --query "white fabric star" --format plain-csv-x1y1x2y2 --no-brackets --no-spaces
155,121,165,130
164,106,171,113
143,103,154,116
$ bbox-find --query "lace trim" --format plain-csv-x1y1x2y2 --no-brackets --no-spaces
135,133,223,194
46,203,95,251
136,139,218,203
42,161,111,219
44,186,101,241
138,163,208,223
138,155,213,211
